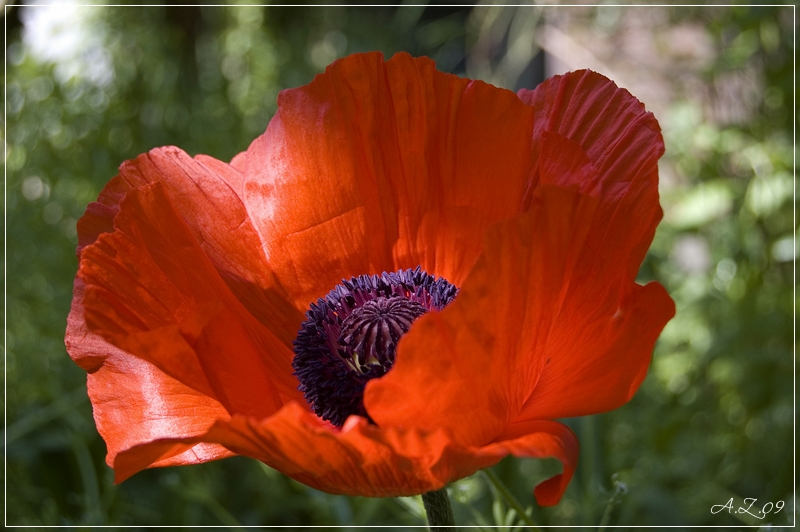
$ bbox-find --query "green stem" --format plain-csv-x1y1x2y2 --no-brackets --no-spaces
597,501,613,532
421,488,455,530
481,469,540,530
597,477,627,532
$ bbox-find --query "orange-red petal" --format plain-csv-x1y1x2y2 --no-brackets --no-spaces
514,280,673,421
76,146,302,348
88,346,235,471
365,185,598,448
241,51,535,309
368,129,672,439
114,401,577,505
510,74,675,419
78,182,302,414
66,279,235,470
518,69,665,281
492,420,579,507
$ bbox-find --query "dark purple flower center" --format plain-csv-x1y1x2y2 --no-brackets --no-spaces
292,267,458,427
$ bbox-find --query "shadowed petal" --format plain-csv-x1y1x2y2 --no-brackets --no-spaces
79,182,303,415
66,280,235,469
491,420,579,507
242,51,535,309
509,88,675,419
113,402,486,492
88,345,235,470
519,69,665,282
368,134,672,437
114,401,576,505
365,185,598,447
76,146,303,348
516,280,673,420
66,278,116,374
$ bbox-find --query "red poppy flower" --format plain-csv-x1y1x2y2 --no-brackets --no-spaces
66,51,674,507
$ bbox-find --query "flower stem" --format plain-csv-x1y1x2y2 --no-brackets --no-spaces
597,476,627,532
421,488,455,530
597,502,613,532
481,468,540,530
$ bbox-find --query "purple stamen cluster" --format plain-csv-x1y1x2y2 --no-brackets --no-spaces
292,267,458,427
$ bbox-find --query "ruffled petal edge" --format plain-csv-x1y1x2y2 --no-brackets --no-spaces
114,402,577,506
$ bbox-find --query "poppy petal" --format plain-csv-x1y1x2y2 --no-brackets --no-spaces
76,146,303,348
365,185,598,447
66,278,117,373
467,71,677,419
75,175,128,255
519,68,663,184
113,402,488,490
518,69,665,280
115,401,574,506
66,280,235,469
491,420,579,507
241,51,535,308
78,181,302,416
88,346,236,471
515,280,674,420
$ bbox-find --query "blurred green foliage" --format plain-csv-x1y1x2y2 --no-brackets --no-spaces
4,3,794,527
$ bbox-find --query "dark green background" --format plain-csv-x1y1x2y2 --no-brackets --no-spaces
5,4,795,527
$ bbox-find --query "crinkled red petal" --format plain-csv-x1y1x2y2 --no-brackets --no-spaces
76,146,302,347
365,185,599,447
78,182,302,416
240,51,535,308
114,401,577,505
